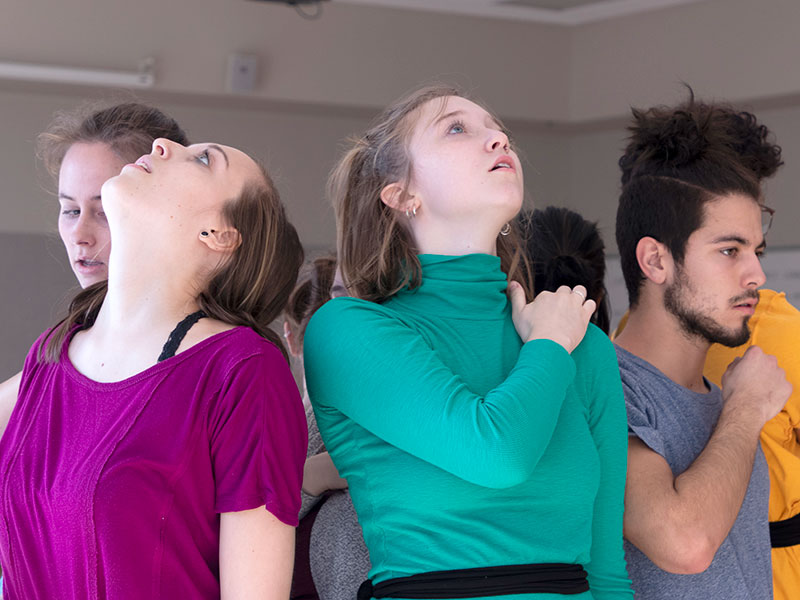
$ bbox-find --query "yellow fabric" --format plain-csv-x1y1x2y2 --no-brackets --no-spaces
704,289,800,600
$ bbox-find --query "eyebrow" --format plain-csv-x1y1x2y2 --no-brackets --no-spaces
207,144,229,168
58,193,101,201
711,234,766,249
432,109,503,131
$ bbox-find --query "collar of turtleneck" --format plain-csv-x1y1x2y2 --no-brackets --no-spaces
387,253,510,319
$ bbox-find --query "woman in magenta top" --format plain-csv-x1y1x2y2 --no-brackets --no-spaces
0,138,307,599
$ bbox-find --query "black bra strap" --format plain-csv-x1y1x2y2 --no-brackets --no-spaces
157,310,207,362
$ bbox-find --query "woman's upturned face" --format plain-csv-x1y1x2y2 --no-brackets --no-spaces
57,142,126,288
404,96,523,228
103,139,263,236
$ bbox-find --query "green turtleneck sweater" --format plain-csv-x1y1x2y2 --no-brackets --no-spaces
304,254,632,599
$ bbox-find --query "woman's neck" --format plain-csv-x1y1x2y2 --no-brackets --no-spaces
96,244,203,334
411,220,500,256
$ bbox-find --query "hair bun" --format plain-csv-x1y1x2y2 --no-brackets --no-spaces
620,108,710,183
620,91,783,185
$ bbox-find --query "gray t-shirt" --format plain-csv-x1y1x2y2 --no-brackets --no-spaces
615,345,772,600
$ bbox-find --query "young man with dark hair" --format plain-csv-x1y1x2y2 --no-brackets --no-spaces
613,96,792,599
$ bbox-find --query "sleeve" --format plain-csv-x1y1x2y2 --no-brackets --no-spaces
303,297,577,490
208,343,308,526
622,374,665,457
575,327,633,598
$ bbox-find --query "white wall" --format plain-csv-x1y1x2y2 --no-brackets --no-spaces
3,0,800,378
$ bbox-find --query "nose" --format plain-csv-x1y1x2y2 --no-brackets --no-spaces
745,253,767,289
486,128,510,153
151,137,177,158
71,212,95,247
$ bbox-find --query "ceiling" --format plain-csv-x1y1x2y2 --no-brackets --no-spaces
335,0,709,25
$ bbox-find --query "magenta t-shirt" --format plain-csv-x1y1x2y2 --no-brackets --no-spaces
0,327,307,599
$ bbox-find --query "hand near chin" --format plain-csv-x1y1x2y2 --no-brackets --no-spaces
508,282,596,353
721,346,792,426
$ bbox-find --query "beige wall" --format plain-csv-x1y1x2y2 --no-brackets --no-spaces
3,0,800,377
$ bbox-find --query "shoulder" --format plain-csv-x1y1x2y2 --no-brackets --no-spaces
305,297,413,356
571,324,617,373
205,327,285,363
307,297,401,333
188,328,293,394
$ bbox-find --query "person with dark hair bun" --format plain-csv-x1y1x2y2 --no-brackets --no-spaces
0,101,189,442
521,206,611,334
613,92,791,599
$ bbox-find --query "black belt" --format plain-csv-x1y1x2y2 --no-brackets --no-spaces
770,512,800,548
357,563,589,599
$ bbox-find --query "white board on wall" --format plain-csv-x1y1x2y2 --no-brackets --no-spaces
606,247,800,330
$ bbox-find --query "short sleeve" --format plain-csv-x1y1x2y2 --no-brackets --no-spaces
621,379,666,457
208,344,307,526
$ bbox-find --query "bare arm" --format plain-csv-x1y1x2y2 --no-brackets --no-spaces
302,452,347,497
624,346,791,573
220,507,295,600
0,372,21,439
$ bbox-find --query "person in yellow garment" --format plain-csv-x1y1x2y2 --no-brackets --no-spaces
704,288,800,600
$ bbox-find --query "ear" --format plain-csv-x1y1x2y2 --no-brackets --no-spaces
283,321,302,358
635,236,671,285
198,228,242,253
379,182,408,211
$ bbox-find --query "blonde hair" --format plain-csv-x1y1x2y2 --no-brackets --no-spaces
328,84,532,302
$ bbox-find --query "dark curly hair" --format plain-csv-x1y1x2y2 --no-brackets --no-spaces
616,89,782,306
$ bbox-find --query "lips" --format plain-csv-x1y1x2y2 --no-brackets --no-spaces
731,291,759,310
132,155,152,173
490,155,515,172
75,258,104,268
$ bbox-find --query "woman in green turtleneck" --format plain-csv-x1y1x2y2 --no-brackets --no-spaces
304,85,632,600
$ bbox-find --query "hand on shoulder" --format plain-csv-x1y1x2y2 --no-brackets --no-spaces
508,282,596,353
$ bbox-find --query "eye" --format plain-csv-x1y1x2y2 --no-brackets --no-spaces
721,247,738,257
196,150,210,166
447,120,466,135
755,248,766,260
61,208,80,217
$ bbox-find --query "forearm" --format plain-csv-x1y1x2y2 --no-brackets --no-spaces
625,406,762,573
672,405,761,546
305,302,578,488
302,452,346,497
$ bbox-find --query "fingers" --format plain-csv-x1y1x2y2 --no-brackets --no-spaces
571,285,588,302
582,298,597,317
508,281,527,317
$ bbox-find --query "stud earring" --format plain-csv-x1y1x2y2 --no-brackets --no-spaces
200,231,209,237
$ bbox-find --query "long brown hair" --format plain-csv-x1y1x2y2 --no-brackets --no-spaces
328,84,532,302
41,163,303,363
